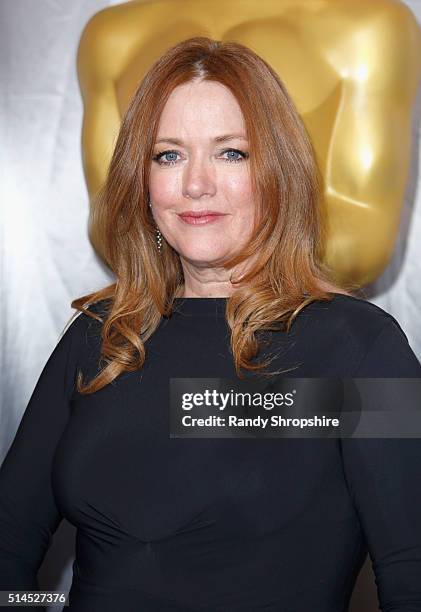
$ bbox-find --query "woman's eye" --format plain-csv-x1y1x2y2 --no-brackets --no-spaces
152,150,180,166
152,148,249,166
221,148,249,163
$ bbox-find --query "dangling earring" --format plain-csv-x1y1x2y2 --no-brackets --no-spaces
148,199,162,253
155,227,162,253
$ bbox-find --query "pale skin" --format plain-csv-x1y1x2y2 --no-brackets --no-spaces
149,79,256,299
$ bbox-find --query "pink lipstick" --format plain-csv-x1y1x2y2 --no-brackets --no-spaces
177,210,227,225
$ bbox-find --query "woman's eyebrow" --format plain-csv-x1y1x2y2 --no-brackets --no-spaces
155,134,248,145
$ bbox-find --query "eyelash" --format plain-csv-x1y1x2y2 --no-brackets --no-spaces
152,148,249,166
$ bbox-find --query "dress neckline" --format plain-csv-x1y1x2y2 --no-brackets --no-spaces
172,297,227,317
171,293,347,318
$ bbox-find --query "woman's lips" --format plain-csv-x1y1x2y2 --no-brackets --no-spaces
177,213,226,225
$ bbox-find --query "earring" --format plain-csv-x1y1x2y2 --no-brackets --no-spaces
149,199,162,253
155,227,162,253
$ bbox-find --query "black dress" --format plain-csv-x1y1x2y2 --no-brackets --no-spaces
1,293,421,611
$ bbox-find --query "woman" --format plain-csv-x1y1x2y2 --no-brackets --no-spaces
1,37,420,612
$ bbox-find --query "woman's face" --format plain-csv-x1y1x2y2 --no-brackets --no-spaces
149,80,256,268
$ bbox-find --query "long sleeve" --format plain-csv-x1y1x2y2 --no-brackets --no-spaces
0,313,86,598
340,317,421,611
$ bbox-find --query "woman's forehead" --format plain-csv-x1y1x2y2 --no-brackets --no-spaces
156,82,247,140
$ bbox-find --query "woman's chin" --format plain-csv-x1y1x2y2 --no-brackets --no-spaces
177,247,228,266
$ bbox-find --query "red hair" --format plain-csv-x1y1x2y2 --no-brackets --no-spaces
72,36,355,394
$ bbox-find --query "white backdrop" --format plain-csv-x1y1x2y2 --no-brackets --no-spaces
0,2,420,608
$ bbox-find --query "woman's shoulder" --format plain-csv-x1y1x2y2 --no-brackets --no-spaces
301,292,421,376
53,299,112,377
304,292,402,334
58,298,111,346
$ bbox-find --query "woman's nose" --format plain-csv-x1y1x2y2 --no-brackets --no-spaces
182,155,217,200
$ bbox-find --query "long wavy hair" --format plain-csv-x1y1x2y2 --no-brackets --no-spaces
72,36,356,394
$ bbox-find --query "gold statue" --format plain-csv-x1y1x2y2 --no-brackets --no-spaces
77,0,421,287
